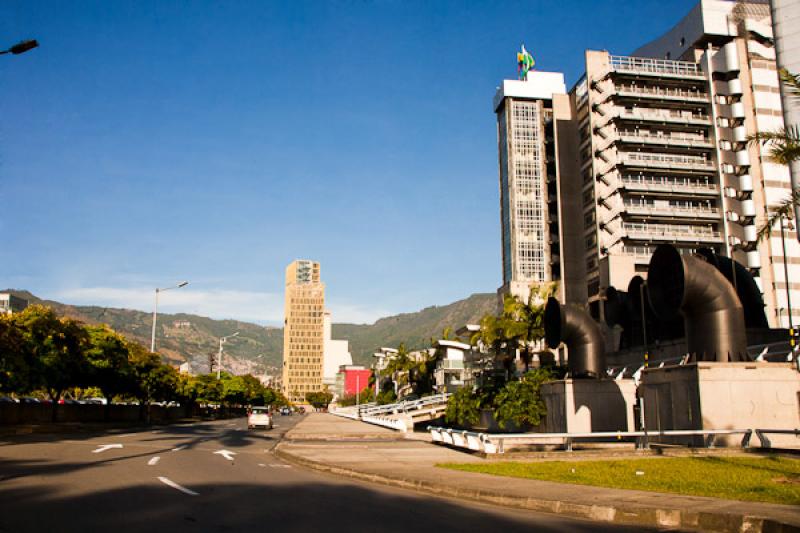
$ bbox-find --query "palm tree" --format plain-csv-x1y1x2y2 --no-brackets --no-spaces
471,283,558,378
749,69,800,240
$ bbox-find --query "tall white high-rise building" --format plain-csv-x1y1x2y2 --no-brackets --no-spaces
495,0,800,328
494,72,567,304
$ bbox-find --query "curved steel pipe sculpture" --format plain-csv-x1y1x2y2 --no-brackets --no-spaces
648,244,748,362
696,248,769,328
544,297,605,378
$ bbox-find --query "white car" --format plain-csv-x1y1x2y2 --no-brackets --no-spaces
247,407,273,430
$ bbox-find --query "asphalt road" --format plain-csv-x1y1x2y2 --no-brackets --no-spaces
0,416,664,532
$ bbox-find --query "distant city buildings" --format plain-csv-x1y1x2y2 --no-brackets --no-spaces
495,0,800,327
0,293,28,315
334,365,371,398
282,260,326,403
322,309,353,391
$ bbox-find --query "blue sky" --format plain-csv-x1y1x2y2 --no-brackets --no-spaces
1,0,697,325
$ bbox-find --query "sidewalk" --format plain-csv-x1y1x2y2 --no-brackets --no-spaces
275,413,800,533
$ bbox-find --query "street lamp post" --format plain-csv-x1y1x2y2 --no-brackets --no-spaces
217,332,239,380
779,214,794,330
639,281,649,368
150,281,189,352
1,39,38,56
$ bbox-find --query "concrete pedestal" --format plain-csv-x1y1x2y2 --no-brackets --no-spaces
640,362,800,447
541,379,638,433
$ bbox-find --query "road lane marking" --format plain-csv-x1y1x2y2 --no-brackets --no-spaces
258,463,266,467
92,444,123,454
157,477,198,496
171,445,187,452
269,464,291,468
148,457,160,466
214,450,236,461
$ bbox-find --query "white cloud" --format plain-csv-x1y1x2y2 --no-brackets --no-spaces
51,287,394,326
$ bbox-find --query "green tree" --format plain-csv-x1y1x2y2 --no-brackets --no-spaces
85,325,132,417
12,306,90,420
472,284,557,377
262,387,288,407
492,368,552,430
305,390,333,410
174,372,200,409
376,388,396,405
194,373,223,405
239,374,266,405
0,314,30,393
221,374,247,406
444,386,484,427
128,343,177,420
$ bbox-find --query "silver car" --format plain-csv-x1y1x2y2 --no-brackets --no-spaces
247,407,273,430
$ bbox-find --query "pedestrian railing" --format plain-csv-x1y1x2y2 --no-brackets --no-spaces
428,426,754,454
361,415,408,432
360,393,451,417
753,429,800,448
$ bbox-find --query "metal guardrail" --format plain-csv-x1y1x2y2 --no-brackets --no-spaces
428,426,754,454
331,394,451,432
360,393,451,417
361,415,408,432
754,429,800,448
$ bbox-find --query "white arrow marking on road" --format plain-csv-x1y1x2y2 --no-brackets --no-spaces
157,477,198,496
92,444,123,454
171,445,186,452
148,456,160,466
214,450,236,461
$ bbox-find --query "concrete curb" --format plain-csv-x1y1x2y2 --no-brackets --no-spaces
273,444,799,533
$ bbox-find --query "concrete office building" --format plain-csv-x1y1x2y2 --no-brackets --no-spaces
496,0,800,327
0,293,28,315
282,260,326,404
322,309,353,391
494,72,584,304
770,0,800,226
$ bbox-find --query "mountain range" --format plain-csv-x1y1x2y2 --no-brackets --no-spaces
3,289,497,375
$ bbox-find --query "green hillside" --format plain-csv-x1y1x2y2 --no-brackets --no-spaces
334,293,497,365
3,289,496,372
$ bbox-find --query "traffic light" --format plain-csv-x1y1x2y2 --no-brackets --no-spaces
791,328,799,348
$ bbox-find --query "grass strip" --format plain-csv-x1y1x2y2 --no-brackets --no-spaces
438,456,800,505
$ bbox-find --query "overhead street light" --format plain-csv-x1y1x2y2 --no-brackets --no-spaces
217,332,240,380
1,40,39,56
150,281,189,352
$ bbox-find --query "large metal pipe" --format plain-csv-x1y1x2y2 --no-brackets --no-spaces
544,297,605,378
647,244,748,362
696,248,769,328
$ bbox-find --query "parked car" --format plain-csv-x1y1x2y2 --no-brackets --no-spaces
18,397,41,404
280,407,292,416
247,406,273,430
0,396,19,404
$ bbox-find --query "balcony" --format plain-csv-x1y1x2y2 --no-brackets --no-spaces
617,108,712,126
621,222,722,243
618,152,715,171
619,175,719,195
622,202,720,220
615,84,709,103
617,131,713,149
609,55,705,79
